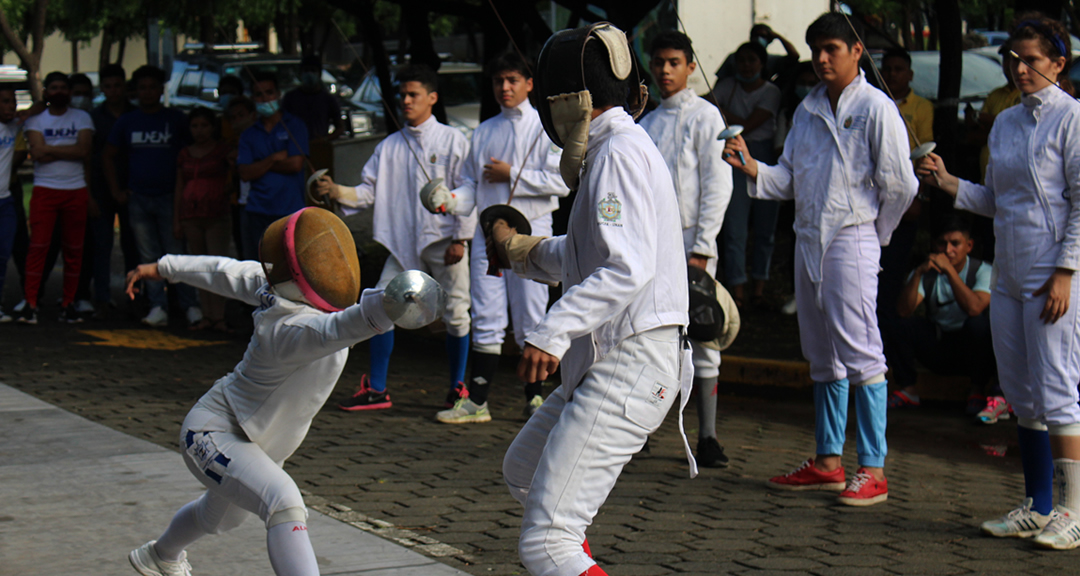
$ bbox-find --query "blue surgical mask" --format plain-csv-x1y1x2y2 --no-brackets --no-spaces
757,36,771,48
735,72,761,83
219,94,234,110
70,95,91,111
795,85,813,99
256,99,280,118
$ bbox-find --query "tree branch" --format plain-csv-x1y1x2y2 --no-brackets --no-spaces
0,2,42,100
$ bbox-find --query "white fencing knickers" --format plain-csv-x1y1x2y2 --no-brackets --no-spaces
375,237,472,338
503,326,683,576
470,213,552,354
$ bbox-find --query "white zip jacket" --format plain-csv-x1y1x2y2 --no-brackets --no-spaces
453,99,568,221
752,72,918,283
956,84,1080,298
518,108,689,387
158,255,394,463
341,115,475,270
639,87,733,259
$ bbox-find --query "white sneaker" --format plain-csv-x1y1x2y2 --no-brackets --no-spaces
185,307,203,326
1034,506,1080,549
436,398,491,424
142,306,168,327
980,498,1056,538
781,296,797,315
523,394,544,418
75,299,95,313
0,311,12,324
128,540,192,576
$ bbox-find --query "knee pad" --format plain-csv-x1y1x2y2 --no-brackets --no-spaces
267,506,308,528
1019,418,1049,432
1049,423,1080,436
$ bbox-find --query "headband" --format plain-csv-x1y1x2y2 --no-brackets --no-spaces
1015,20,1069,60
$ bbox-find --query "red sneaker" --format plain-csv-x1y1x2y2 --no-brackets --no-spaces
766,458,846,491
836,467,888,506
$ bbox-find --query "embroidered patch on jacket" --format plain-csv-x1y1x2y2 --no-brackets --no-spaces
843,115,867,130
430,153,438,164
597,193,622,226
647,382,668,406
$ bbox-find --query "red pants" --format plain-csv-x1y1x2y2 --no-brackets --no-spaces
24,186,88,308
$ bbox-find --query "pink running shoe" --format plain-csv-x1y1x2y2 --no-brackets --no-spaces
339,375,392,411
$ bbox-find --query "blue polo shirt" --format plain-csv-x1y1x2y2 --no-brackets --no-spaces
238,112,309,216
108,107,190,196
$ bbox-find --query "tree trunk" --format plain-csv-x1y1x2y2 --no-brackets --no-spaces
351,0,397,134
99,26,113,71
403,0,446,123
0,0,48,101
933,0,962,210
70,39,78,72
1024,0,1064,20
117,37,127,64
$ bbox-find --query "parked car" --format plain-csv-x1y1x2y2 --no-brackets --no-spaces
166,46,375,138
871,50,1006,119
349,62,483,136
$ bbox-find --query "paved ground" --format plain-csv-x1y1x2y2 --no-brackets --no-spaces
0,290,1070,576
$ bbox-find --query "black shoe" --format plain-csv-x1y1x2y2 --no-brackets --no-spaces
15,306,38,325
696,437,730,468
59,304,85,324
338,375,392,411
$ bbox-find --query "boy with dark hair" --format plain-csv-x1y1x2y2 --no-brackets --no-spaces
316,64,473,412
723,12,918,506
640,29,733,467
68,73,93,112
104,65,201,328
424,50,568,423
886,215,1001,419
881,48,933,151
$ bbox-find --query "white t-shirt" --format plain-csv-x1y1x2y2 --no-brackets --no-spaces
712,78,782,142
0,120,20,199
25,108,94,190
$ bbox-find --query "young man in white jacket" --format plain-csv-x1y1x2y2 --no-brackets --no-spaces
723,13,918,506
640,30,733,468
493,25,693,576
434,52,569,424
317,66,474,411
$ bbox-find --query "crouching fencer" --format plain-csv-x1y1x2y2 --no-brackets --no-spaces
124,207,447,576
491,23,696,576
722,13,918,506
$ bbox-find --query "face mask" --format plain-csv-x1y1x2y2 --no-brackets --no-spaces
757,36,771,48
795,85,813,99
219,94,234,110
301,72,320,89
46,92,70,108
70,95,91,110
735,72,761,83
256,99,280,118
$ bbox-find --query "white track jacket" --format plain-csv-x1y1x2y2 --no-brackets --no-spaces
956,84,1080,297
341,115,474,270
453,99,568,221
752,72,918,283
159,255,394,463
639,88,732,259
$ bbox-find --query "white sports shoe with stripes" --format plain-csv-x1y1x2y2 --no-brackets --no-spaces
1034,506,1080,550
128,540,192,576
980,498,1056,538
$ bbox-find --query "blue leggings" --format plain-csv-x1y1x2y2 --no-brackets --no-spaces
814,379,888,468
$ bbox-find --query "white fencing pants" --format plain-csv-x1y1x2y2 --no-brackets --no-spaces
503,327,682,576
376,237,471,337
470,214,552,354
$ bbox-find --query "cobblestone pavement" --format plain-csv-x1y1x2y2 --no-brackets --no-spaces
0,296,1064,576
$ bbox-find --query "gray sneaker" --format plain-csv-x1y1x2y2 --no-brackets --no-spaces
128,540,192,576
437,398,491,424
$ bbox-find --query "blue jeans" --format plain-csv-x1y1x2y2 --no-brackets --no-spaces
241,210,285,261
0,195,15,300
723,139,780,287
129,193,198,311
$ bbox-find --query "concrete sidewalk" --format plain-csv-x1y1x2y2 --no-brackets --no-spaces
0,383,469,576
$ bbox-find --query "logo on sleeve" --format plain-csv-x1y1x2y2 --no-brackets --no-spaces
597,193,622,226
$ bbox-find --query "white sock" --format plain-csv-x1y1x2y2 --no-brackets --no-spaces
1054,458,1080,514
155,500,207,562
267,521,319,576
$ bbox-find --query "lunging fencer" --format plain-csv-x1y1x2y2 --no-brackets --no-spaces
916,16,1080,549
640,30,735,468
489,23,695,576
722,13,918,506
124,207,446,576
421,51,569,423
316,65,474,411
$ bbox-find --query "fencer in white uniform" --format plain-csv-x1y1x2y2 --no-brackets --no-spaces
125,208,442,576
318,65,474,410
640,30,733,468
916,18,1080,549
431,52,568,423
723,14,917,506
492,24,693,576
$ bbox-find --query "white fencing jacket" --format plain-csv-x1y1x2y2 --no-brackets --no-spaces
753,72,918,283
956,84,1080,299
518,108,689,385
639,88,733,259
453,99,568,222
341,115,474,270
159,255,394,463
